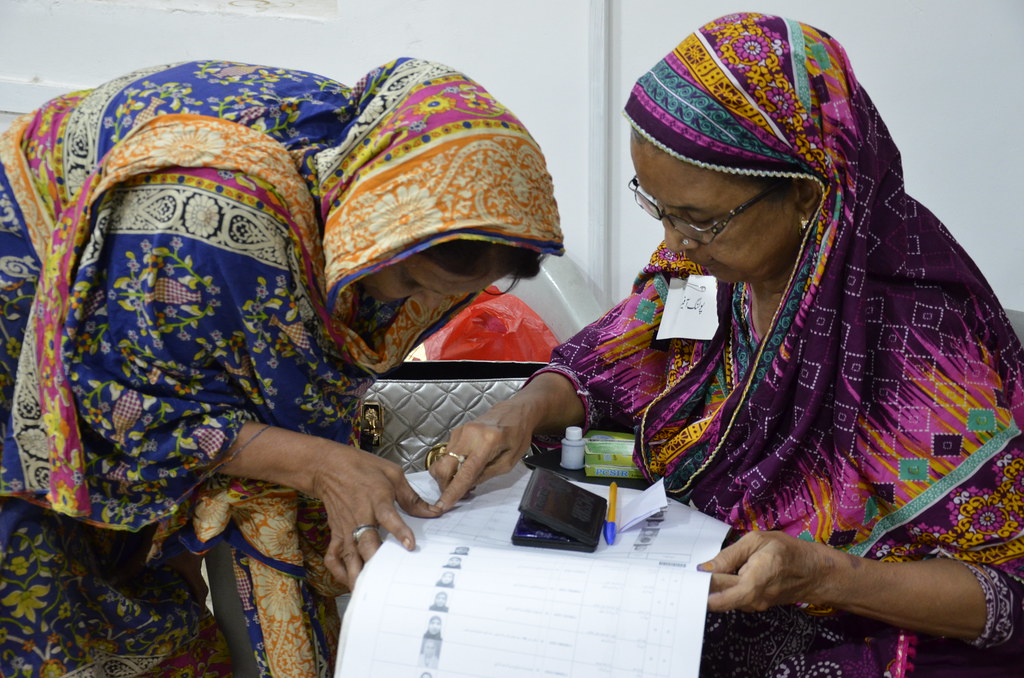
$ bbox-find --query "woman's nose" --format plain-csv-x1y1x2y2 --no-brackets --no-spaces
663,223,697,253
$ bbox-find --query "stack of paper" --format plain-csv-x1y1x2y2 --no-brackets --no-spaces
335,466,730,678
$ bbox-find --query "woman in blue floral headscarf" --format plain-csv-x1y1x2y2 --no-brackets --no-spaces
0,58,562,675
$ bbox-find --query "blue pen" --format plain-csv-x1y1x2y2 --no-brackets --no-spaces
603,482,618,545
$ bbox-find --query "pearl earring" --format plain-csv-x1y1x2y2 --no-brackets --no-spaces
800,219,809,232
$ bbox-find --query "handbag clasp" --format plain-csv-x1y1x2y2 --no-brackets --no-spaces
360,400,384,449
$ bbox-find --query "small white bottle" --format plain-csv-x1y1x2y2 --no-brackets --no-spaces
560,426,585,470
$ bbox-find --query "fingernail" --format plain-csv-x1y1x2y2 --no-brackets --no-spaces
697,562,711,572
403,538,414,550
432,501,446,512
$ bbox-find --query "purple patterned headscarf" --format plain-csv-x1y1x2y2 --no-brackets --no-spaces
621,13,1024,579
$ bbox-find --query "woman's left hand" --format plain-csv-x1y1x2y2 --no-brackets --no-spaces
698,528,989,640
311,446,438,587
699,530,843,612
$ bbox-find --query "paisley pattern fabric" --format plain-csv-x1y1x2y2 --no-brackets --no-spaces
542,13,1024,676
0,59,561,675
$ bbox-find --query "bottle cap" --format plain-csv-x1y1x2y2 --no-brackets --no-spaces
565,426,582,441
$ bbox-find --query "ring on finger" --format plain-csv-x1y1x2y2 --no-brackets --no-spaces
425,442,449,469
352,524,377,543
445,449,467,474
425,443,466,474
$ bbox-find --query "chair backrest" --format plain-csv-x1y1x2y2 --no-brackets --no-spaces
1007,308,1024,344
510,255,605,343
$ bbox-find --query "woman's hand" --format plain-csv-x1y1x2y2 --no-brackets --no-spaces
699,530,841,612
311,446,439,587
698,529,988,640
219,423,439,588
429,372,586,511
428,398,536,507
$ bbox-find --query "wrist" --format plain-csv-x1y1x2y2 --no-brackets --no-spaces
296,437,349,497
813,547,859,609
221,425,338,496
504,393,547,435
513,372,585,436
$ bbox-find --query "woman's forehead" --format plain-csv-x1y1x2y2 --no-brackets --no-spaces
633,144,751,203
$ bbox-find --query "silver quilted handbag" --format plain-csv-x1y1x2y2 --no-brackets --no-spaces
358,361,545,471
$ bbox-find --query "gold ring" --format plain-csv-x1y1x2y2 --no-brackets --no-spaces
445,449,467,474
425,443,449,470
352,524,377,543
424,443,467,474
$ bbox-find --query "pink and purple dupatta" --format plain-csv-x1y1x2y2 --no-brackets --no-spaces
548,12,1024,675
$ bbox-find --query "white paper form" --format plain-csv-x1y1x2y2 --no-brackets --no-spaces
338,537,713,678
404,466,529,548
336,466,731,678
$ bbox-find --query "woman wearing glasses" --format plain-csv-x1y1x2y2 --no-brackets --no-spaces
431,12,1024,676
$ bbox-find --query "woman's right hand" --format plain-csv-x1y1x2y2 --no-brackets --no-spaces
430,372,585,510
428,398,536,505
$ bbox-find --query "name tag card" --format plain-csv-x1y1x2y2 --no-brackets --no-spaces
656,275,718,341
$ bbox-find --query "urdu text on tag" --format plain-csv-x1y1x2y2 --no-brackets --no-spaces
656,275,719,341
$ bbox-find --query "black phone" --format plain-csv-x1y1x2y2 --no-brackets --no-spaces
513,467,607,552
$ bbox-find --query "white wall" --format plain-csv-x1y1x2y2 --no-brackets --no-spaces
2,0,1022,311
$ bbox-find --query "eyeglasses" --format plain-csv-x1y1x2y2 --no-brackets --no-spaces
628,176,785,245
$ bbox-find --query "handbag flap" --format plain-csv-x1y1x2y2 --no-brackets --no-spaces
360,361,546,471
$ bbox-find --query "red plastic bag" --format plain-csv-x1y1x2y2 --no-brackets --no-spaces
423,288,558,362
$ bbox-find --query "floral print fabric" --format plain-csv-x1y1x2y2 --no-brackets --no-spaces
0,59,561,676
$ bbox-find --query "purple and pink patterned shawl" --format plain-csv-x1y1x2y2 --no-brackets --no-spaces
560,13,1024,584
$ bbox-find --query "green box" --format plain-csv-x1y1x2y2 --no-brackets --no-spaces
584,429,635,442
584,451,636,466
583,439,636,467
584,464,645,479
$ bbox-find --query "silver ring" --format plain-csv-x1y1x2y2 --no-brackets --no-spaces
352,524,377,543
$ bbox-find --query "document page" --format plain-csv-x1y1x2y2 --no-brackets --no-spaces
338,537,712,678
335,466,731,678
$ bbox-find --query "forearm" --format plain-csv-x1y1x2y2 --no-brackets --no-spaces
218,422,339,496
510,371,586,437
824,550,987,640
708,531,992,642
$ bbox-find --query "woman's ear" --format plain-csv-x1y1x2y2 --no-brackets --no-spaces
794,178,824,221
